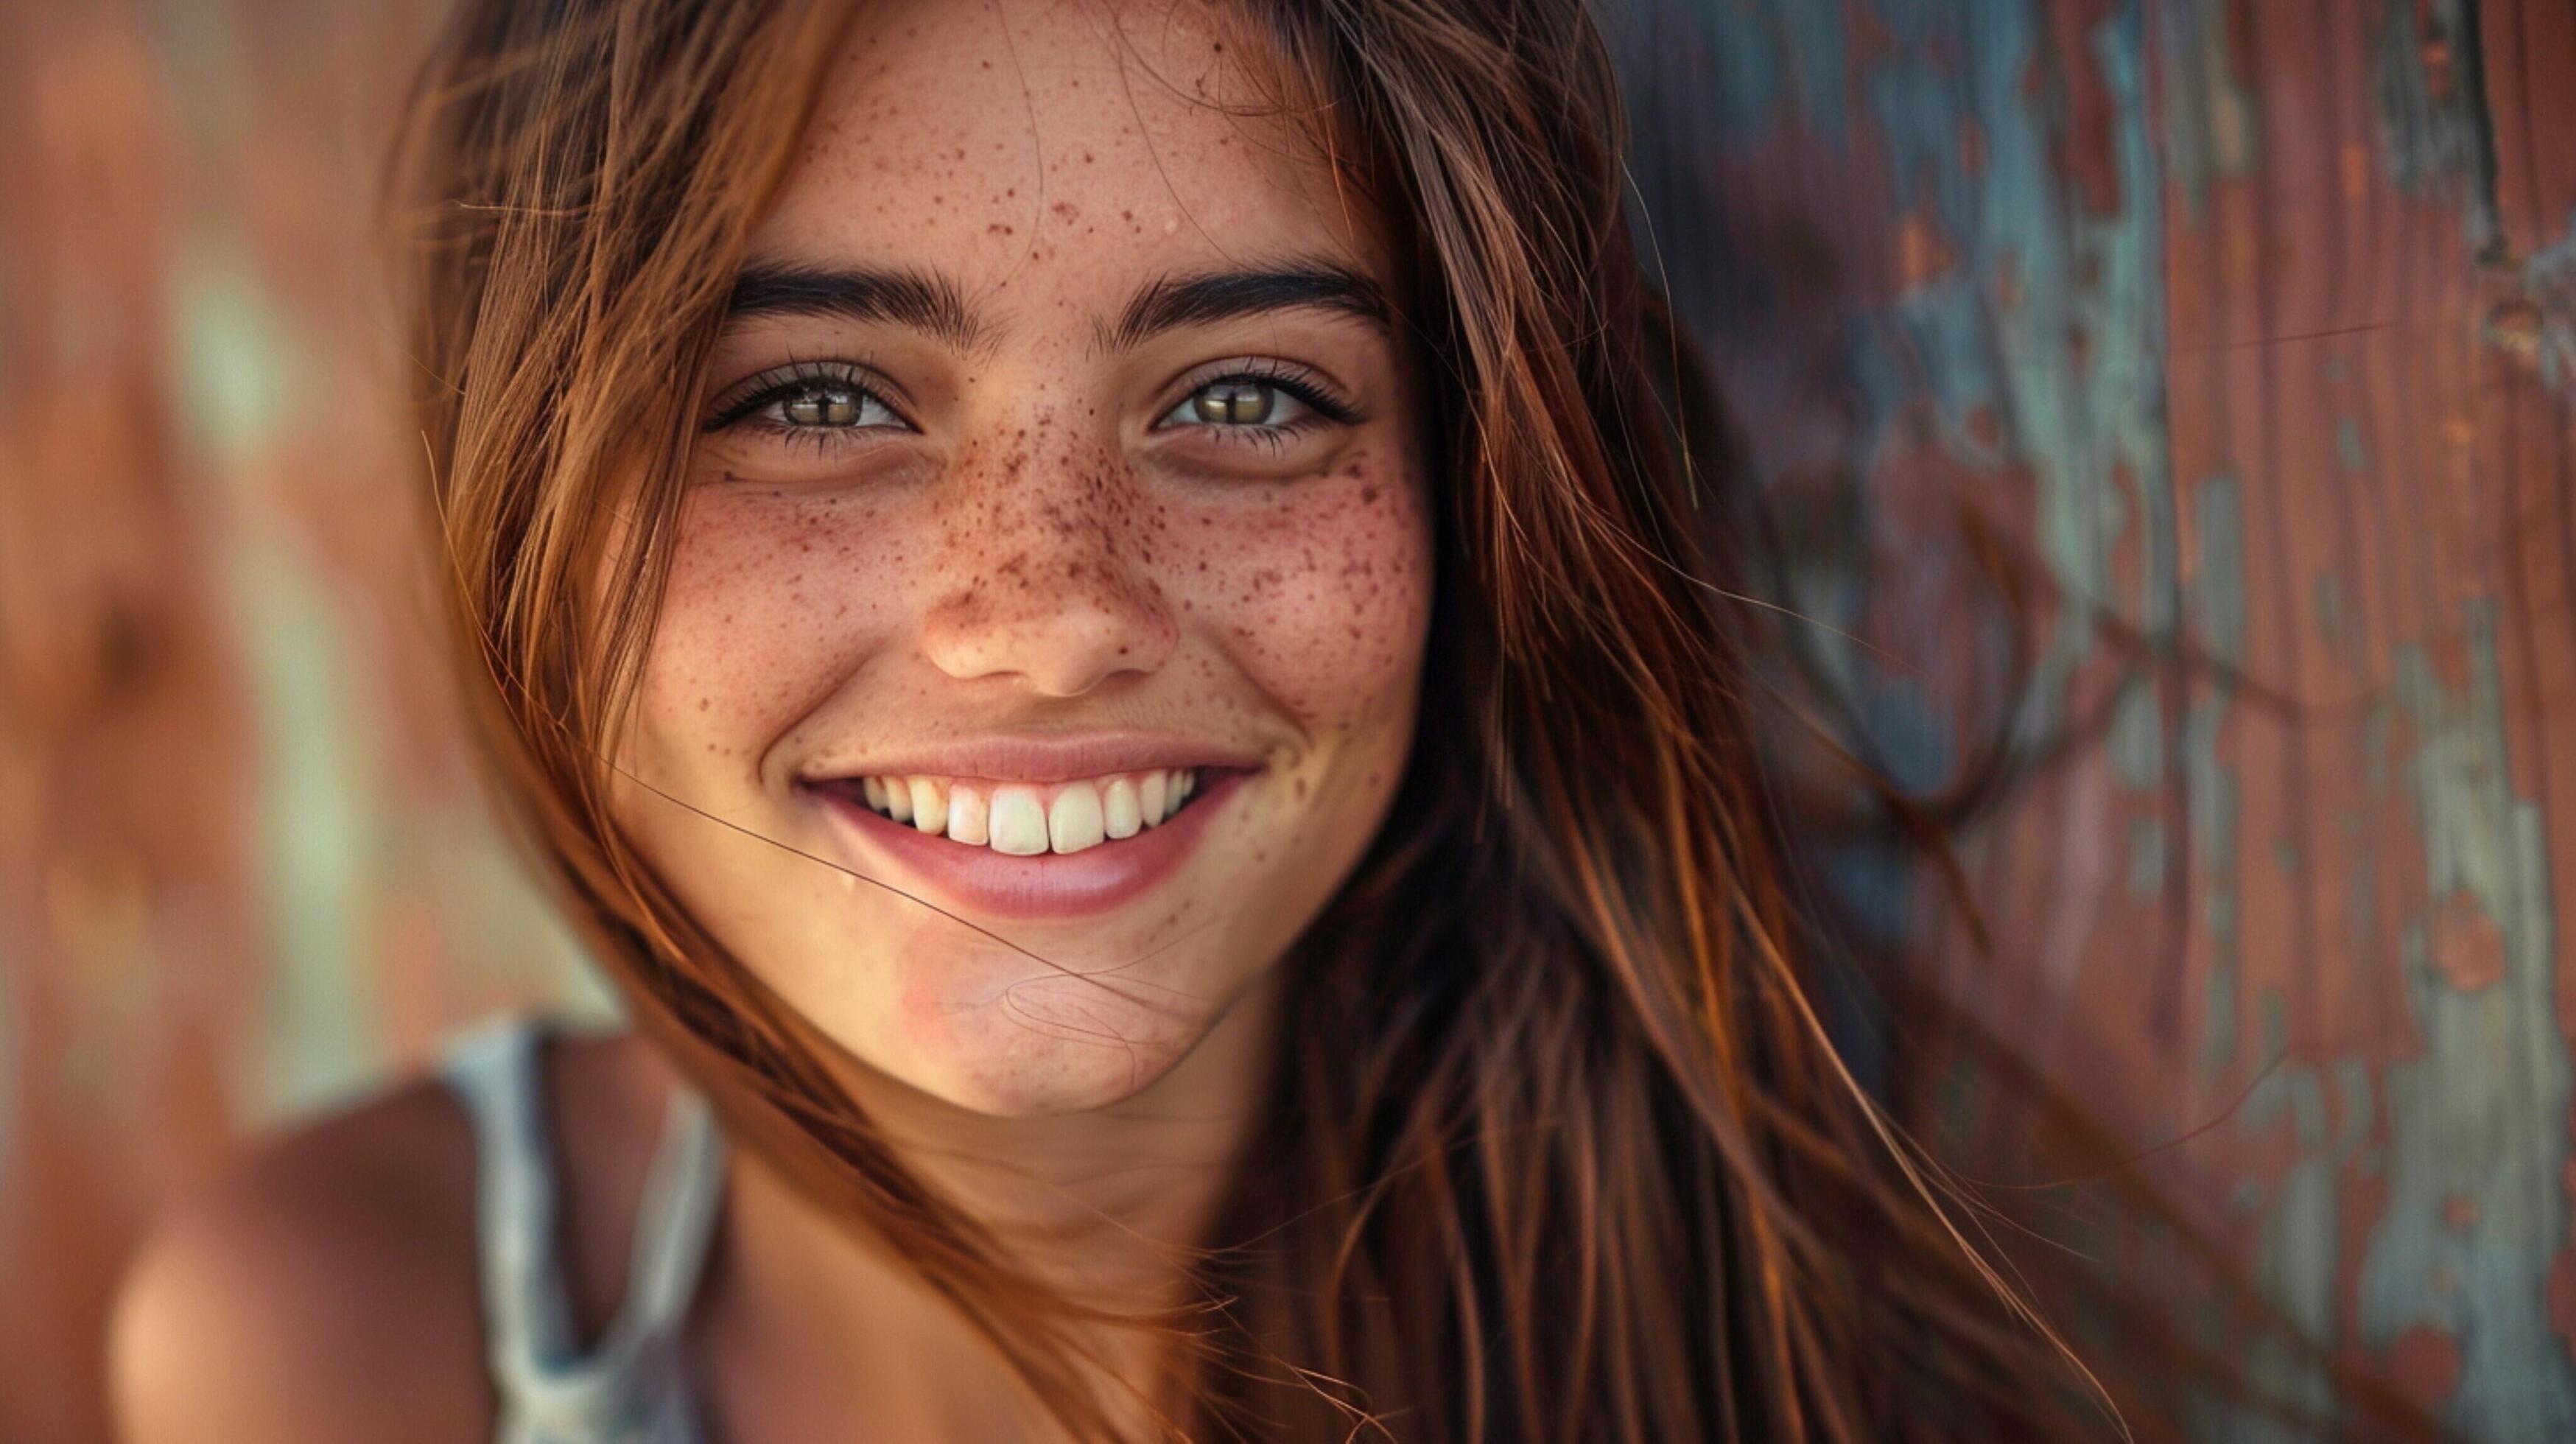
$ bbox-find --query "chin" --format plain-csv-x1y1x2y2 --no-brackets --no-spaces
898,1012,1213,1118
868,935,1230,1118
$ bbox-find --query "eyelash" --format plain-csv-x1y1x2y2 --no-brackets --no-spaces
701,357,1361,456
1155,358,1358,452
704,360,910,449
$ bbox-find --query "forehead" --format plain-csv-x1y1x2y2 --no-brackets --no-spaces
755,0,1374,306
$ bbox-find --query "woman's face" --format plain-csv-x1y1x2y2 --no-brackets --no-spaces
611,0,1432,1116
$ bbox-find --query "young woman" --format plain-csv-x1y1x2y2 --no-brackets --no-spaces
110,1,2135,1438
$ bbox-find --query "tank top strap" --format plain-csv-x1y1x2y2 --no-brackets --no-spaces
441,1017,727,1443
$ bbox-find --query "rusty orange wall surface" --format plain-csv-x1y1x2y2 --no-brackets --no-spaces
4,0,2575,1440
1612,0,2576,1435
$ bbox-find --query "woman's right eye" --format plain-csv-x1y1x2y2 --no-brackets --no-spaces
764,382,902,432
706,363,911,444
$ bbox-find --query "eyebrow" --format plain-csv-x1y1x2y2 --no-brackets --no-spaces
1103,262,1389,351
725,262,986,350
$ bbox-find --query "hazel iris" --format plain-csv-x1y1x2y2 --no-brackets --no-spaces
1191,381,1277,426
783,388,868,427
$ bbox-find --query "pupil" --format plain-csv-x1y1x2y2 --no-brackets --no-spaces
1194,382,1272,426
786,388,863,426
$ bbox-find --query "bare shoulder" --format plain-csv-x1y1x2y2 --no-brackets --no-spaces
106,1066,489,1443
106,1026,680,1443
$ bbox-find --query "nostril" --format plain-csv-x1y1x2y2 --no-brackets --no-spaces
919,561,1177,693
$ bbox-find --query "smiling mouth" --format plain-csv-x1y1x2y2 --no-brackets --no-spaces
819,768,1204,856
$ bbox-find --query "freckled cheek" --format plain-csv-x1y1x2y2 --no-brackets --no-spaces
633,495,907,771
1188,472,1435,726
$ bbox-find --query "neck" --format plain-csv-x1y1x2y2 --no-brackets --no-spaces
714,971,1282,1430
859,968,1282,1304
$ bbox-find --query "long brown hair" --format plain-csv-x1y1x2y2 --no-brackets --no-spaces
391,0,2146,1437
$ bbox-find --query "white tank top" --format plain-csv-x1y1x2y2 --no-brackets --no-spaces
442,1018,727,1443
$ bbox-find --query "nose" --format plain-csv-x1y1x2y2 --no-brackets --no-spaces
916,447,1179,697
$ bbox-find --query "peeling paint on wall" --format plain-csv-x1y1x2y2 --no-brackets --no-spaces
1617,0,2576,1432
2361,611,2574,1436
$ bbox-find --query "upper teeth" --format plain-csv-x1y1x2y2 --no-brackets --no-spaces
849,768,1199,855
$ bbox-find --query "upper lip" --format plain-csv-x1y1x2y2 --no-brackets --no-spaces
796,730,1266,786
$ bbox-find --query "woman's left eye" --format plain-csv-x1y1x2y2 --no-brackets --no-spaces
1156,379,1316,432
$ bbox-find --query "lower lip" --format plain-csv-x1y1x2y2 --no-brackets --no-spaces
808,771,1246,920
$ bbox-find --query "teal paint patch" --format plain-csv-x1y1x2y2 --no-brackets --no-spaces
2157,0,2261,224
2359,606,2576,1435
2189,473,2248,663
170,241,303,473
2522,208,2576,391
1774,2,1853,140
2242,1049,2382,1443
2245,1042,2370,1436
2335,418,2369,477
1858,676,1956,796
223,530,383,1123
2109,676,2163,787
1682,1,1786,139
2198,882,2239,1082
2127,816,2167,897
169,241,383,1122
